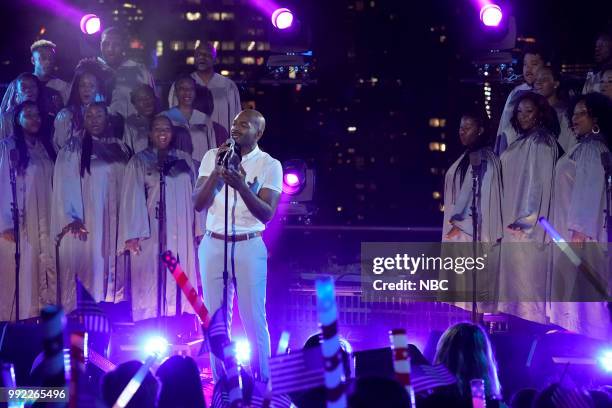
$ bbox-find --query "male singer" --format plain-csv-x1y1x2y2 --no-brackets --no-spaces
193,109,282,381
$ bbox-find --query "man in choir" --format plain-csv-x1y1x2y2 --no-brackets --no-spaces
583,30,612,94
495,45,546,155
123,84,158,154
0,40,69,113
600,66,612,100
0,101,55,320
1,73,40,138
498,92,560,325
119,115,200,321
534,66,575,152
550,92,612,340
51,102,130,312
163,75,215,164
193,109,282,382
168,42,241,146
96,27,156,119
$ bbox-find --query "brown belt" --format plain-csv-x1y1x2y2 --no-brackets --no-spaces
205,230,262,242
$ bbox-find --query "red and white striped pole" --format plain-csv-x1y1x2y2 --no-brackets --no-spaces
315,276,346,408
389,328,415,407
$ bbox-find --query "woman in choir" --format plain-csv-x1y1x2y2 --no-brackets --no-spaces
550,92,612,340
600,65,612,100
0,101,55,320
162,74,216,164
51,102,130,312
119,115,200,320
123,84,158,155
53,64,105,150
442,112,503,309
534,66,575,153
498,92,560,324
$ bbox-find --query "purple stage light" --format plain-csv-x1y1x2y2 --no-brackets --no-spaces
282,171,303,194
235,339,251,365
599,349,612,373
143,335,169,356
271,8,294,30
479,4,503,27
284,173,300,187
80,14,101,35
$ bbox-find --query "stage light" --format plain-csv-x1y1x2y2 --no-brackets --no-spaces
235,339,251,365
272,8,294,30
283,160,307,195
284,173,301,188
598,349,612,373
480,4,503,27
80,14,101,35
143,335,169,356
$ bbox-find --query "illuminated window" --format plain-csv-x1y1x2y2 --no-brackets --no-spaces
429,142,441,151
429,118,440,127
170,41,184,51
208,12,220,20
257,42,270,51
186,56,195,65
440,143,446,152
123,3,136,8
241,57,255,65
432,191,441,199
156,41,163,57
221,56,235,64
221,41,235,50
220,70,230,76
347,126,357,133
221,12,234,20
186,12,201,21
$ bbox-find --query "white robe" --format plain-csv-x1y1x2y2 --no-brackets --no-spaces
123,114,151,155
0,136,55,320
0,76,70,113
498,128,559,324
494,83,531,155
167,72,241,145
555,106,576,154
162,107,216,164
442,148,504,309
53,108,85,151
550,134,610,339
118,148,201,320
51,135,130,312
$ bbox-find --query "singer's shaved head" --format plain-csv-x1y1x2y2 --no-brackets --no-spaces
242,109,266,135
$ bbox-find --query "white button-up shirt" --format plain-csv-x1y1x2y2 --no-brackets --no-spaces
198,145,282,234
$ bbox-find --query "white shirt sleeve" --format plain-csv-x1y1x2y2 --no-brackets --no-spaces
262,158,283,193
198,148,217,178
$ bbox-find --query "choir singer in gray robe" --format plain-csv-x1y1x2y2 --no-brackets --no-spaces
51,102,130,312
498,92,560,324
119,115,201,321
550,93,612,340
442,112,503,310
0,101,55,320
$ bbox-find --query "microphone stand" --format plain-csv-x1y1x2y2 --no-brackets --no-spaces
469,151,482,324
157,152,168,320
9,155,20,321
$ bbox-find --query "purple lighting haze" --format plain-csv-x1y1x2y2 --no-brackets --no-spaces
272,8,294,29
479,4,503,27
80,14,101,35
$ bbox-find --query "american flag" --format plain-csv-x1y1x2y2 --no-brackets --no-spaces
269,347,325,395
73,277,111,334
411,364,457,393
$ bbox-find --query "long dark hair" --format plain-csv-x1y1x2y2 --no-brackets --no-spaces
566,92,612,146
434,322,502,400
67,63,104,132
80,102,108,177
453,111,490,195
510,91,560,137
12,100,56,170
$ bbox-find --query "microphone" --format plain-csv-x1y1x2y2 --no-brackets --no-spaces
9,149,19,169
217,138,238,167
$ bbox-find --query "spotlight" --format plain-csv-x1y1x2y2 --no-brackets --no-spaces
143,335,169,357
80,14,101,35
272,8,294,30
480,4,503,27
598,349,612,373
283,172,302,192
235,339,251,365
282,160,308,195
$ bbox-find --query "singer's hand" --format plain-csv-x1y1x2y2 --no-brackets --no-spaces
1,229,15,242
221,166,247,190
125,238,141,255
570,230,588,247
506,224,526,239
445,226,462,240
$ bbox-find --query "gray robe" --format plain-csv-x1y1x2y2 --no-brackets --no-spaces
51,136,130,312
161,107,216,164
442,148,503,309
118,148,201,320
0,136,55,320
123,114,151,155
498,128,559,323
494,82,531,155
168,72,241,145
100,58,156,119
550,134,610,339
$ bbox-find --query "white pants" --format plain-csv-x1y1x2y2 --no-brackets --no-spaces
198,235,271,381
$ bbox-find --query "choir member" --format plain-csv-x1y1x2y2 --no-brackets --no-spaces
600,65,612,100
123,84,157,155
51,102,130,312
498,92,560,324
550,92,612,340
119,115,200,320
583,30,612,94
0,101,55,320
